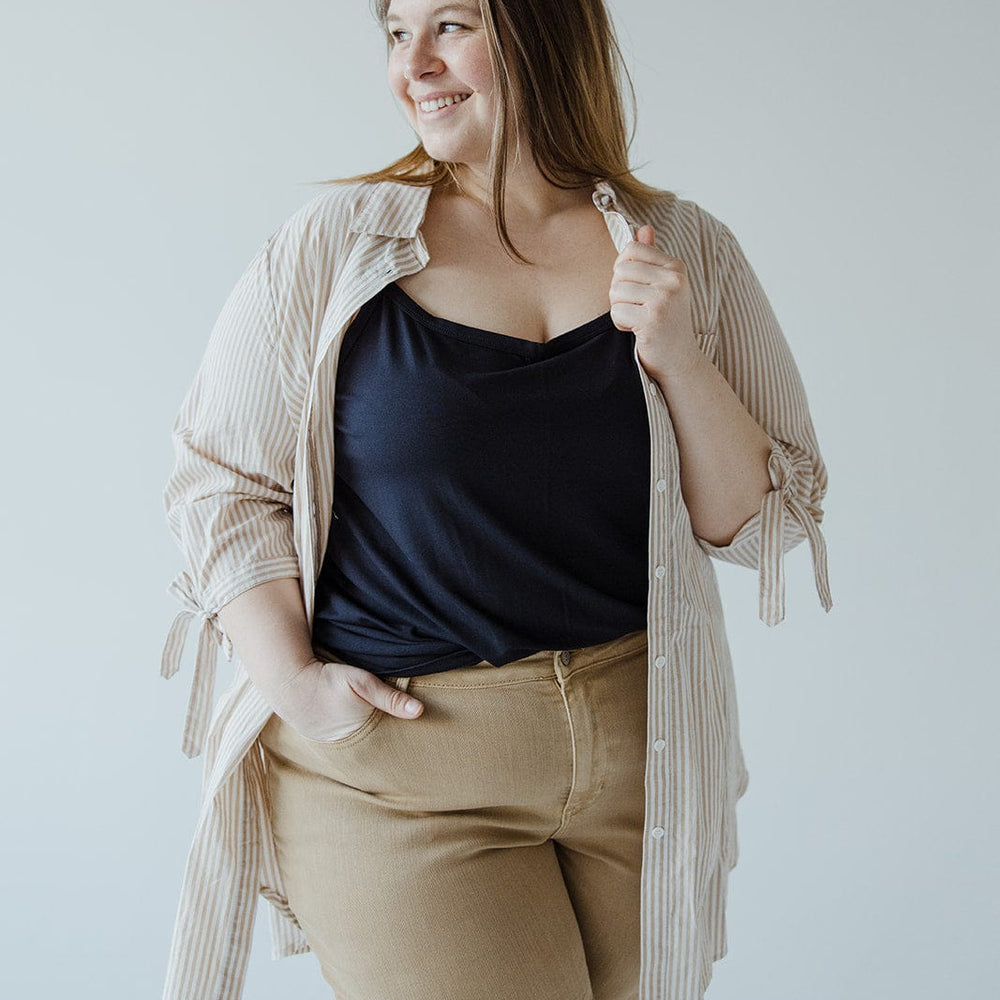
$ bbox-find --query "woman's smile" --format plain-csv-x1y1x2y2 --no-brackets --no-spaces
414,91,472,115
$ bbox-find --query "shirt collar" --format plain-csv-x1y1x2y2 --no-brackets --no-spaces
349,181,434,238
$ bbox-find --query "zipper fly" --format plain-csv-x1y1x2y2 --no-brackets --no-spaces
551,654,579,836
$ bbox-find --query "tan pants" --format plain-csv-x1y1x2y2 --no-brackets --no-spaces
259,627,648,1000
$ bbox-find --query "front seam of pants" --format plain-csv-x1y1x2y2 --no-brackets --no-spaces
551,650,578,839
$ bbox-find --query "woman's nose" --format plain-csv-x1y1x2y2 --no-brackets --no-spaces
405,36,444,80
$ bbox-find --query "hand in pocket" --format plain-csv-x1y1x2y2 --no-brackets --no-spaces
274,658,425,743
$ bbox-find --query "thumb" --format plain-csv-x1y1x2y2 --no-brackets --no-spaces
635,224,656,246
372,676,424,719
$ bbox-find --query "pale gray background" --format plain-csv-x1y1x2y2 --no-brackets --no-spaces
1,0,997,997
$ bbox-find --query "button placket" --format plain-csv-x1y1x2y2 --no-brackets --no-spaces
646,412,672,844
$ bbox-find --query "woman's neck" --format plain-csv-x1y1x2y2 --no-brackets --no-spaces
446,155,594,224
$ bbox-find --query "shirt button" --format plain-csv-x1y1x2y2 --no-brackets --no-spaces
656,479,666,492
654,565,666,578
654,655,666,669
558,650,572,666
651,826,665,839
647,382,658,397
653,738,666,752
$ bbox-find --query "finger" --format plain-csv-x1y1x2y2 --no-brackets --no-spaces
617,240,662,266
612,259,666,286
617,240,686,271
349,668,424,719
610,300,645,332
610,275,663,305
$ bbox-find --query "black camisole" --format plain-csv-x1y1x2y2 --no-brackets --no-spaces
310,281,650,677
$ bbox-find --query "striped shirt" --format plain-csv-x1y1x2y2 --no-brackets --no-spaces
160,177,833,1000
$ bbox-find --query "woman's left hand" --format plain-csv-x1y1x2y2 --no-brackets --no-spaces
609,225,702,381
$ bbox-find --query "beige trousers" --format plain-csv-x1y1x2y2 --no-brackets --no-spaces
259,627,648,1000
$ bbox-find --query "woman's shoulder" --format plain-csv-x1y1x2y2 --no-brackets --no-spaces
619,184,730,250
267,179,402,250
260,179,426,304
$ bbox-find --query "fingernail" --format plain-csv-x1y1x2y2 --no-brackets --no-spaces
404,699,420,715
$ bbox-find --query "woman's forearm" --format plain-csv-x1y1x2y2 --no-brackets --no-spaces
650,349,772,547
216,577,318,715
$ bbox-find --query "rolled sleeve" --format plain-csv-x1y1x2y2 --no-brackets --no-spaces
161,238,302,757
694,218,833,625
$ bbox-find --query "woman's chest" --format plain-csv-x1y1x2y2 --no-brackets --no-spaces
333,286,650,482
393,199,622,345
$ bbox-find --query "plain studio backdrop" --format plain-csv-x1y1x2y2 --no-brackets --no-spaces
1,1,996,997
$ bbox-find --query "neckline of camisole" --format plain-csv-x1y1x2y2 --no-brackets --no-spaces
383,281,617,358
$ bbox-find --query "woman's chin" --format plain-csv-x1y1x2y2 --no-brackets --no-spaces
413,134,485,171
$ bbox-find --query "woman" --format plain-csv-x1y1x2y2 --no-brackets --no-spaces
159,1,833,998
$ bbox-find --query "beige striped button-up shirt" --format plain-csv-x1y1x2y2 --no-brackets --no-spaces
160,177,832,1000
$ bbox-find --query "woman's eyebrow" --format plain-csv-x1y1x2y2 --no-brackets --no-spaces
386,4,481,25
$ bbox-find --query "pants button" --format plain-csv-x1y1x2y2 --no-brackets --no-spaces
558,650,572,666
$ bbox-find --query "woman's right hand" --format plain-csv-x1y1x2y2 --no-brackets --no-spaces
272,658,424,743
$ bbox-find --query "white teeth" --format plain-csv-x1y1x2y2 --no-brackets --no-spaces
418,93,470,112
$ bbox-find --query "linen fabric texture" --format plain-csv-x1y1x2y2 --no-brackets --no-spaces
159,177,833,1000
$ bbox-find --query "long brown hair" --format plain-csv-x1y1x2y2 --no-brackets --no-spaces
323,0,664,262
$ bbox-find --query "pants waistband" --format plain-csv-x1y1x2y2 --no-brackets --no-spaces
399,628,648,689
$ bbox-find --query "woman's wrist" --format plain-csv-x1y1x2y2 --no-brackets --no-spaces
255,656,324,719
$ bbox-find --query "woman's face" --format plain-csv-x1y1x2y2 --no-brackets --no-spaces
384,0,500,174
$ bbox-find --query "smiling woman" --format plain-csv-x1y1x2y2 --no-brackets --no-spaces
355,0,663,262
159,1,834,999
384,2,495,169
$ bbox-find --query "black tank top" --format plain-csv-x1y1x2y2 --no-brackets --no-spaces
311,280,650,677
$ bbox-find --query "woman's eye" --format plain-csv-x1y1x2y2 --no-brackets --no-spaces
388,22,465,44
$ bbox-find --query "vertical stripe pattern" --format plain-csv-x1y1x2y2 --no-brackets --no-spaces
160,178,832,1000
